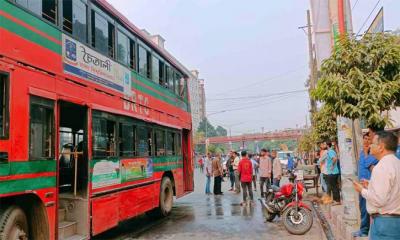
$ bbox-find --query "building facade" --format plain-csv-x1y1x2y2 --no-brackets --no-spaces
188,70,203,132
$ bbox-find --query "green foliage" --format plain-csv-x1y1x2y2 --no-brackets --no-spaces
207,144,226,154
197,118,217,137
312,33,400,129
215,126,228,137
312,105,337,142
298,130,315,153
197,118,228,137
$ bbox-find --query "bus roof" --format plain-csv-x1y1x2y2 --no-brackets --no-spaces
97,0,188,78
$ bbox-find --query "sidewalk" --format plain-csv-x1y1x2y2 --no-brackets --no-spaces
303,185,368,240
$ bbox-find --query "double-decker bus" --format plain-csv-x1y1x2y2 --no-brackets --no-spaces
0,0,194,239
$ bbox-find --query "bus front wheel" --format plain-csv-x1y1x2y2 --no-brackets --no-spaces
0,206,29,240
147,177,174,218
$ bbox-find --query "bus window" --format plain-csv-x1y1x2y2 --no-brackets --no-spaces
91,10,114,58
152,56,159,84
166,66,174,91
174,72,180,95
119,123,136,157
138,45,151,79
159,61,166,88
29,96,54,160
129,40,136,70
175,133,182,156
92,117,116,158
16,0,57,24
137,126,152,157
63,0,88,43
117,30,130,66
154,130,165,156
166,132,175,156
0,74,9,138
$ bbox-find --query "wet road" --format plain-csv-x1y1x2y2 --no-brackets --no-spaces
95,170,326,240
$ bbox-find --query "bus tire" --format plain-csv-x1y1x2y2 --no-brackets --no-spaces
0,206,29,240
147,177,174,218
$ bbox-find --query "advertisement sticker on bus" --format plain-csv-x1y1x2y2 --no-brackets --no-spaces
62,34,132,96
92,159,121,189
121,158,153,182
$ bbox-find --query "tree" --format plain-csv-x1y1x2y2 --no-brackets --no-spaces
312,33,400,128
197,118,217,137
298,130,315,154
215,126,228,137
312,104,337,143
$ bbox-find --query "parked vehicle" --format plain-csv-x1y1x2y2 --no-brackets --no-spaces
259,171,313,235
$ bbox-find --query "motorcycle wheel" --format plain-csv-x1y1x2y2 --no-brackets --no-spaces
282,206,313,235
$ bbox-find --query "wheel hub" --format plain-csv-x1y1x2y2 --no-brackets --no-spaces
289,210,304,224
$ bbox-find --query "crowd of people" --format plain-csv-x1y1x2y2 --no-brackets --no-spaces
197,127,400,239
201,149,286,206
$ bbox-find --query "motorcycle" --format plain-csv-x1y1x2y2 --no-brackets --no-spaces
259,171,313,235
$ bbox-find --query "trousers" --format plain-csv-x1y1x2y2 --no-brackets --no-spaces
213,176,222,194
241,182,253,201
234,170,241,192
205,175,211,194
229,171,235,188
359,195,370,235
326,174,340,202
370,216,400,240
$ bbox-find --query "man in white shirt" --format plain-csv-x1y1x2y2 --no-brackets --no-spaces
232,152,241,193
353,131,400,240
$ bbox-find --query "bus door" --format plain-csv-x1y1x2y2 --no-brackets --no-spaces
57,101,89,239
182,129,194,192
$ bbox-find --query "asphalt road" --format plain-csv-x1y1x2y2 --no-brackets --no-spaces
94,169,326,240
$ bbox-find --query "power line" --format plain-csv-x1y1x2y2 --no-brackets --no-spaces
208,93,303,116
206,91,305,111
209,66,306,95
356,0,382,36
208,89,307,101
352,0,360,10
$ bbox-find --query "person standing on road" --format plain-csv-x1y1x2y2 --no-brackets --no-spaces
238,151,254,206
198,157,204,173
233,152,241,193
259,149,272,197
318,143,328,193
212,153,224,195
250,154,259,191
226,152,235,191
204,153,212,195
271,150,282,187
287,153,295,173
323,142,340,204
352,133,378,238
353,131,400,240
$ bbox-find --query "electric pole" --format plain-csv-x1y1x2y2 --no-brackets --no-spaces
306,10,317,123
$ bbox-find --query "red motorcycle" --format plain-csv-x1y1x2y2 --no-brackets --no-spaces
260,174,313,235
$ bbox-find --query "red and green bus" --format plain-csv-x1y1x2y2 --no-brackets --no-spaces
0,0,194,239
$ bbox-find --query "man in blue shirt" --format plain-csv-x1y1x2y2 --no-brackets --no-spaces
324,142,340,203
353,133,378,238
287,153,295,172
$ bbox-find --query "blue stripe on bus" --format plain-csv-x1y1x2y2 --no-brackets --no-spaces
64,63,124,92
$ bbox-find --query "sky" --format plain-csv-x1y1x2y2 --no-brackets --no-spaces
107,0,400,135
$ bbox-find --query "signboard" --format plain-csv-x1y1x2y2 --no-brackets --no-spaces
121,158,153,182
92,160,121,189
62,34,132,96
